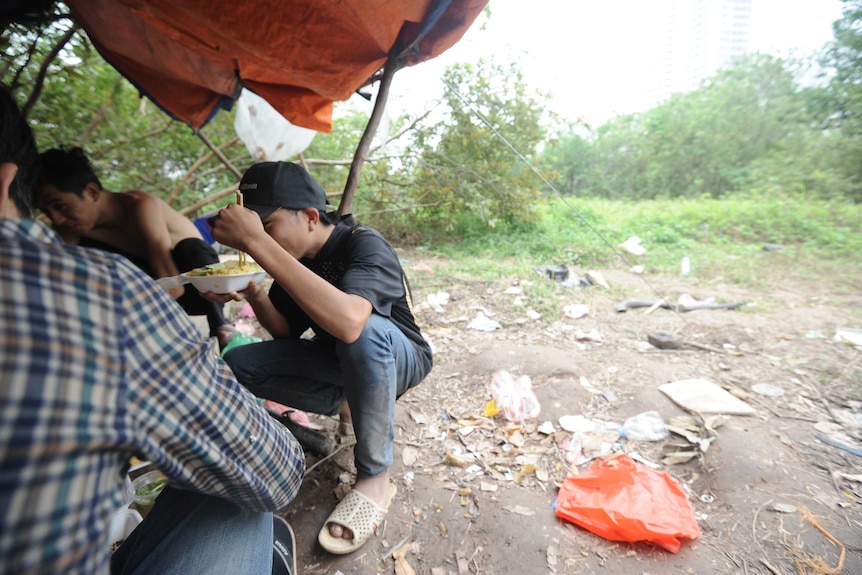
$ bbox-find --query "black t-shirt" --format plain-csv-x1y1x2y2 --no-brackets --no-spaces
268,215,432,373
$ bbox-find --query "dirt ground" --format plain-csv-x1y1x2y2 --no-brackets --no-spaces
241,250,862,575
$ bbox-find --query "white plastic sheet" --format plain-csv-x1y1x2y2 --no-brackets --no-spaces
234,89,317,161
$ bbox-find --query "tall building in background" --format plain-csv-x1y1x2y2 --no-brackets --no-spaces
629,0,752,114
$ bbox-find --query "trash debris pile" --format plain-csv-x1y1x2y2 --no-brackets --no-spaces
391,255,862,567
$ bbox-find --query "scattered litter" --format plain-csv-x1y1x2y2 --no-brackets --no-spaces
648,331,682,350
835,327,862,349
563,304,589,319
557,417,620,465
537,421,556,435
514,463,535,483
411,261,435,274
680,256,691,277
585,270,609,289
627,451,660,469
751,383,785,397
532,264,569,281
770,503,798,513
480,482,498,492
666,415,727,448
573,328,602,342
485,370,541,422
832,471,862,483
817,433,862,457
621,411,669,441
444,453,468,467
466,312,502,332
630,265,645,274
559,415,597,433
661,415,727,464
661,444,702,465
555,453,700,553
401,445,419,466
532,265,593,289
560,431,616,465
526,309,542,320
678,293,745,312
659,378,757,415
616,296,744,313
578,376,602,395
621,236,647,255
425,291,450,312
504,286,522,295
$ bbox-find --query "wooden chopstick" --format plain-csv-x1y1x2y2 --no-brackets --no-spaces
235,191,247,267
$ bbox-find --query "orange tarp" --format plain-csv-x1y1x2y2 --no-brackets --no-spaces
66,0,488,132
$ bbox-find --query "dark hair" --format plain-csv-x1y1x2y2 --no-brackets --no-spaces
0,86,38,217
319,210,338,226
38,146,102,195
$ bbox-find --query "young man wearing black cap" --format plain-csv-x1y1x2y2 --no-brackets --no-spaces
208,161,433,554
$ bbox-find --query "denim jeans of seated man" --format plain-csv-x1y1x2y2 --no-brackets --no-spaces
224,313,428,478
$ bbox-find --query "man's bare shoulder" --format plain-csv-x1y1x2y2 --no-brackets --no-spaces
119,189,161,208
122,190,202,243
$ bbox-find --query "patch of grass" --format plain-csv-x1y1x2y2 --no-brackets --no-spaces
423,195,862,287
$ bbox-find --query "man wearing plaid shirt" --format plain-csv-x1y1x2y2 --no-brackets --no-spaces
0,86,304,574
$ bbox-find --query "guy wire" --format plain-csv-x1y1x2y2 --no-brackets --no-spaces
441,78,689,324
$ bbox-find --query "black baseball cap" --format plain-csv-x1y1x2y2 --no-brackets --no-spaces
238,161,328,217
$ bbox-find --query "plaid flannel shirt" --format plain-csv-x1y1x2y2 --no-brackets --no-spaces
0,218,304,574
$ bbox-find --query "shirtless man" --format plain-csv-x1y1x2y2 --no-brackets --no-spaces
38,146,238,349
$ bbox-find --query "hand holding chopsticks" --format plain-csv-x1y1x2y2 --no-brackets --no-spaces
207,194,265,256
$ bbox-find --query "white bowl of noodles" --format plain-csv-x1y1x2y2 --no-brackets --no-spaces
184,260,267,293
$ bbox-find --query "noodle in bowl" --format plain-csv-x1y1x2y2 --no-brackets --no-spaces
184,260,267,293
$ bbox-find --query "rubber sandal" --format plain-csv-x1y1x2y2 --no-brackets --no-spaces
317,483,396,555
272,514,297,575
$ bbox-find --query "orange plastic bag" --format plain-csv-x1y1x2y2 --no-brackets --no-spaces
555,453,700,553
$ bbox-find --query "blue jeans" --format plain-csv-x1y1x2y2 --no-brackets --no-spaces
224,313,429,477
111,487,272,575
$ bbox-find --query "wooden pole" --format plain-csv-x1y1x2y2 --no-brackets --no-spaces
338,46,405,216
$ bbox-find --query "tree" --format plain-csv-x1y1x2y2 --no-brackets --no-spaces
544,53,851,200
819,0,862,199
404,59,547,235
2,5,250,217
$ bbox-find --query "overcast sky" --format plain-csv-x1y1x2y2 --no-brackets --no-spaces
383,0,845,126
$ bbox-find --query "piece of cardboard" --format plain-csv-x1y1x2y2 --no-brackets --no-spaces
659,378,756,415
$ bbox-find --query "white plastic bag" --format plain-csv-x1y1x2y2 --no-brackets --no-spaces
621,411,669,441
487,370,541,422
233,89,317,161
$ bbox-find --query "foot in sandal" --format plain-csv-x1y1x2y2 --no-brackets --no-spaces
317,474,396,555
